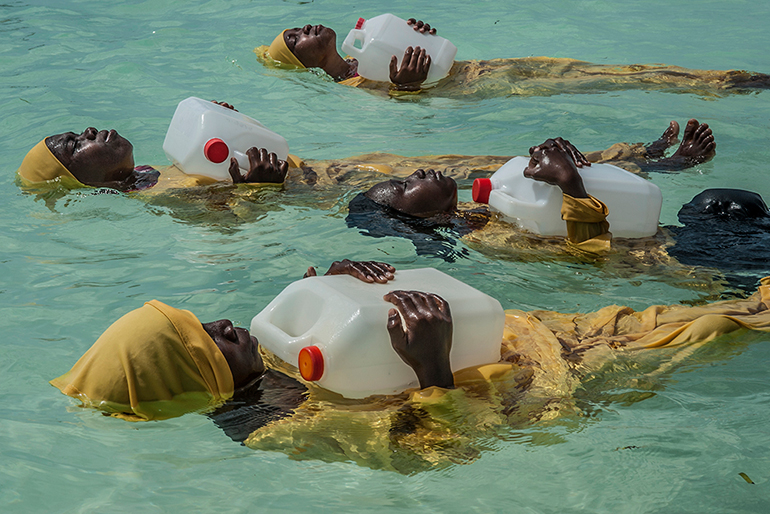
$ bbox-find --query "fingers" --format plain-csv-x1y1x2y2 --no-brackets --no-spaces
383,290,420,321
325,259,395,283
427,293,451,322
212,100,237,111
412,47,426,68
361,261,395,283
553,137,589,168
350,261,394,283
242,147,287,183
383,290,449,322
246,147,264,170
402,46,414,67
228,157,243,183
303,266,317,278
389,55,398,81
407,18,436,34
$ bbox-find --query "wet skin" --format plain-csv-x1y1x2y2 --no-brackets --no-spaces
46,127,136,189
282,22,431,87
523,138,590,199
203,320,265,390
385,290,454,389
364,168,458,217
284,24,340,69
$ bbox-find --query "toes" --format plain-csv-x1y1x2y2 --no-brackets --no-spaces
682,119,698,141
666,120,680,140
694,123,711,142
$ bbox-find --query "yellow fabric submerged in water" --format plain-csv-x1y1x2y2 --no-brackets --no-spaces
336,57,769,99
50,300,234,421
244,277,770,472
17,139,78,184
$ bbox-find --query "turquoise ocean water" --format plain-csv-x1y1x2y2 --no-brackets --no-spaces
1,0,769,511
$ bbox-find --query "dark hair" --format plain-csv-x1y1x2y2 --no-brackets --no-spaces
668,188,770,289
345,193,488,263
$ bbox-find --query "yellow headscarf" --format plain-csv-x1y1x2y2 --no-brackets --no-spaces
17,139,80,184
255,30,306,69
50,300,234,421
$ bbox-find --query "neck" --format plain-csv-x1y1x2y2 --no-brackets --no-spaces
322,54,355,81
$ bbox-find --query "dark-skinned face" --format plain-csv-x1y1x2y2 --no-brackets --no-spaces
364,169,458,217
283,24,337,68
202,320,265,390
46,127,135,189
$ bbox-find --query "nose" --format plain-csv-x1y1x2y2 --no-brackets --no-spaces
222,321,238,343
528,146,536,155
80,127,98,140
302,24,312,34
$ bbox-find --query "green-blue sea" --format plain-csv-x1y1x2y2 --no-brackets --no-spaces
1,0,769,512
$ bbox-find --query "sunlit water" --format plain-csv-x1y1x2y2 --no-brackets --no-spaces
1,0,769,512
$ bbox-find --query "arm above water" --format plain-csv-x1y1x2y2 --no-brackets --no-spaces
523,137,611,249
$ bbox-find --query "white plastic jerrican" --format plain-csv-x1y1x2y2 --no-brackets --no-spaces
250,268,504,399
479,157,662,238
341,13,458,85
163,97,289,181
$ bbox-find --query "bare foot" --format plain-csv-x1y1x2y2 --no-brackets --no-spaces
645,120,680,159
670,119,716,164
639,118,716,172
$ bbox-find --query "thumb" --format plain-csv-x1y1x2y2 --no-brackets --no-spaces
387,308,407,346
389,55,398,79
228,157,242,183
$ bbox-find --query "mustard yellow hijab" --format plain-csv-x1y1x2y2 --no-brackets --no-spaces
17,139,81,185
255,30,306,69
50,300,234,421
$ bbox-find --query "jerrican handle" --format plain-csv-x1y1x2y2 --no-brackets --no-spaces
341,29,365,58
232,150,249,170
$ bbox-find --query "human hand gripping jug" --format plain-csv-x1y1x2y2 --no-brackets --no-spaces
163,97,289,181
250,268,504,399
341,14,458,85
472,157,662,238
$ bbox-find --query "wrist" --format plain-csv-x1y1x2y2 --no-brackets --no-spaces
558,177,588,199
414,359,454,389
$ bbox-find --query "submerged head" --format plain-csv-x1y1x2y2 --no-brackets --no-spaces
364,169,458,218
45,127,136,189
50,301,264,421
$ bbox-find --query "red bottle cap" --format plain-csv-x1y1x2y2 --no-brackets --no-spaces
472,178,492,203
298,345,324,381
204,138,229,164
355,17,365,29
